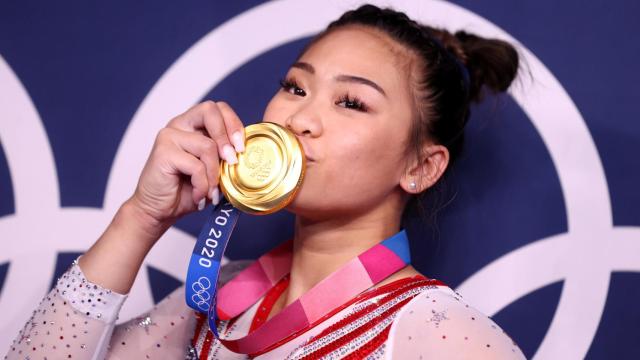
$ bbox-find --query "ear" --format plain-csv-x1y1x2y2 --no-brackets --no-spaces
400,143,450,194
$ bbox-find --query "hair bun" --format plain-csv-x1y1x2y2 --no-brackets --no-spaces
454,31,519,102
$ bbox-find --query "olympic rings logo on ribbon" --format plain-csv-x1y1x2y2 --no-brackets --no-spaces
191,276,212,311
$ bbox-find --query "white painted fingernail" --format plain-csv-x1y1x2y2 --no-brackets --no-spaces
197,198,206,211
222,144,238,165
210,187,221,206
231,131,245,153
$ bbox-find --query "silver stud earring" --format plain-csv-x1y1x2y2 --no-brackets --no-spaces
409,181,417,191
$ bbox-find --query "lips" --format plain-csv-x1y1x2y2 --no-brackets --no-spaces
297,138,315,162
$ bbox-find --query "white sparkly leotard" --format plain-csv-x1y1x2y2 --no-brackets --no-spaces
4,260,526,359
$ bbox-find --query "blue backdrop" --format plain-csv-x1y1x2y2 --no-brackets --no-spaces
1,1,638,358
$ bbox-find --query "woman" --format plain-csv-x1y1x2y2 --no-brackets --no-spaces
6,4,525,359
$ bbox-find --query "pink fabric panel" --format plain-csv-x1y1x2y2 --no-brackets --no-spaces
217,262,272,318
358,244,405,283
299,259,373,323
234,300,309,354
258,241,293,285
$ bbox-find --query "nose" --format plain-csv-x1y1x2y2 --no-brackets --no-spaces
285,107,323,138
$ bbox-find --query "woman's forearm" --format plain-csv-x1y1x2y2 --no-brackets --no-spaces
78,198,172,294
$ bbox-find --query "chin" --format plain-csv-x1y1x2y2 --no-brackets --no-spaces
284,191,334,220
284,190,315,215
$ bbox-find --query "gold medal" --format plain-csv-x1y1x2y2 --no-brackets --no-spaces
219,122,306,215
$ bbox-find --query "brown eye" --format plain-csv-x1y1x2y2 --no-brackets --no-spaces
279,78,306,97
336,94,368,112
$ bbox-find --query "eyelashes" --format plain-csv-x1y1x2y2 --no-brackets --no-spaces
279,78,306,96
278,77,369,113
336,93,368,112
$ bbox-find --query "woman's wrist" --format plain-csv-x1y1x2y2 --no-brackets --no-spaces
78,199,172,294
120,195,174,244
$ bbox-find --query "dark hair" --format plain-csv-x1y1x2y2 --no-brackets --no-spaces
305,4,520,221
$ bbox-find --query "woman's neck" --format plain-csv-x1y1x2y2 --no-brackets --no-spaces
284,201,404,308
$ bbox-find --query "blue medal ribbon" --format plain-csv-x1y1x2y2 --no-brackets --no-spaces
185,198,239,336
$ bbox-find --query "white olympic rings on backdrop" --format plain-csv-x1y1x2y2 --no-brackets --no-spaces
1,1,639,358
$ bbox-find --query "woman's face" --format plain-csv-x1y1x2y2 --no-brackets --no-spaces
263,26,416,219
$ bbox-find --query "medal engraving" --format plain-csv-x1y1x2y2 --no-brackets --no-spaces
247,146,272,183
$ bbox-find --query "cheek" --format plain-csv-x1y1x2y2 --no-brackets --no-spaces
326,128,403,186
262,95,287,124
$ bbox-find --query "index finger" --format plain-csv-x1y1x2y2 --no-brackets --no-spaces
168,101,244,162
217,101,245,153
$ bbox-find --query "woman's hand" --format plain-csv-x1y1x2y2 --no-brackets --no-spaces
79,101,245,294
129,100,245,229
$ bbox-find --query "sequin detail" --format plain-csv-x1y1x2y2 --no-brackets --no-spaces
290,283,428,359
136,315,158,334
56,259,127,324
6,259,127,360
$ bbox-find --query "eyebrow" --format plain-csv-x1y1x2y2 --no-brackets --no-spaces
335,74,387,97
291,61,387,97
291,61,315,74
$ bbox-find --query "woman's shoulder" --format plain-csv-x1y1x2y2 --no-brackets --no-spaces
386,284,526,359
